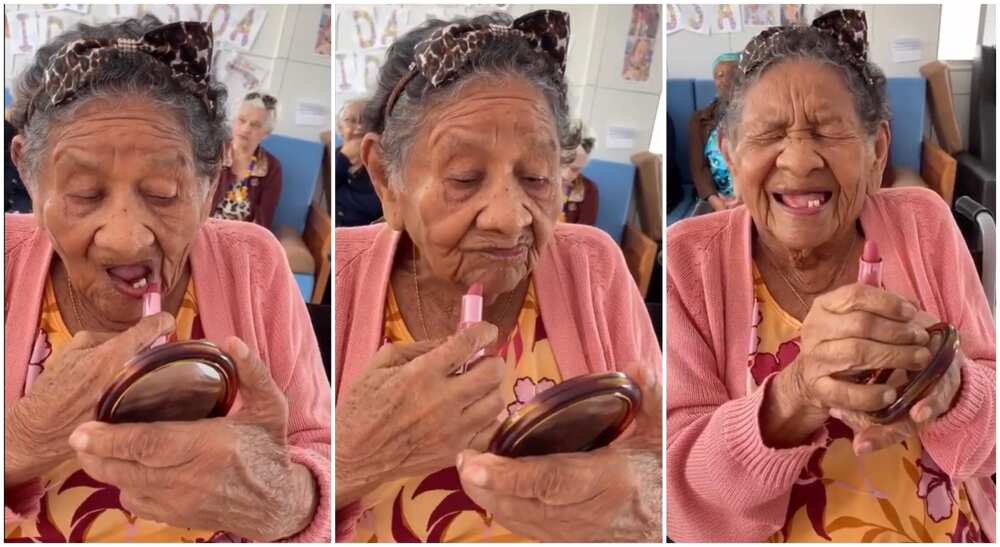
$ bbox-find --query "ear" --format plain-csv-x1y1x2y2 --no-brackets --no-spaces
9,135,34,201
868,120,891,194
362,133,404,230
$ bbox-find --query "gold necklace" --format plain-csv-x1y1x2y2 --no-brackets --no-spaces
410,248,517,341
758,235,858,312
66,278,86,330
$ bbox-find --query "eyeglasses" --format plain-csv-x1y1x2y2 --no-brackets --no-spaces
245,92,277,110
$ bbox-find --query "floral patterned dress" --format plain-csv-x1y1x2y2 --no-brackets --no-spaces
749,265,983,542
4,277,240,542
352,282,562,542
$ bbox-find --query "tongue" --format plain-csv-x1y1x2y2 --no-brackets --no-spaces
108,265,149,282
782,192,825,208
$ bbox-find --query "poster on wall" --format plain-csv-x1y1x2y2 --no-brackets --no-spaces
780,4,805,26
741,5,779,27
707,4,742,34
622,5,659,81
665,4,680,35
315,5,331,55
678,5,708,34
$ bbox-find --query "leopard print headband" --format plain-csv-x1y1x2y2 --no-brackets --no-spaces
740,9,873,86
383,9,570,124
26,21,215,123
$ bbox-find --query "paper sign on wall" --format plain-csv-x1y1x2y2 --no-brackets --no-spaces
224,6,266,50
678,5,708,34
742,5,779,27
707,4,742,34
9,10,41,55
225,53,269,93
315,5,331,55
606,126,639,150
891,38,923,63
295,100,327,126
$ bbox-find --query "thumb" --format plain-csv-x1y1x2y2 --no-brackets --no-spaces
226,336,285,418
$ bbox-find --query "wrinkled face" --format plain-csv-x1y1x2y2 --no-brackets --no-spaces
722,59,889,253
337,101,365,142
23,98,214,326
560,146,590,186
232,102,271,153
376,77,563,298
713,61,737,101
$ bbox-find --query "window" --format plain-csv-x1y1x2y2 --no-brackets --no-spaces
938,3,983,61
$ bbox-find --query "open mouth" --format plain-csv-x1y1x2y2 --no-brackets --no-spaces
106,264,155,298
773,191,833,211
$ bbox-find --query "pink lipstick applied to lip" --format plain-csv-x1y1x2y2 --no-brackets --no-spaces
143,281,167,349
457,282,485,374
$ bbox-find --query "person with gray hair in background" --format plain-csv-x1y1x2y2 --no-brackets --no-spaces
4,16,329,542
210,90,284,229
335,98,383,227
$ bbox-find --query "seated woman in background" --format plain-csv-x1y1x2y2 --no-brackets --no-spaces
559,126,599,225
667,10,994,542
689,52,740,212
335,98,384,227
4,17,329,542
211,91,283,229
335,10,661,542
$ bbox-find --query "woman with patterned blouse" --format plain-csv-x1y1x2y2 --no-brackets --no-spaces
666,10,994,542
335,10,661,542
4,16,329,542
211,91,284,229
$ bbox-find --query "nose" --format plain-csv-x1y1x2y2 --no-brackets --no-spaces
774,130,825,179
92,200,156,259
476,176,532,238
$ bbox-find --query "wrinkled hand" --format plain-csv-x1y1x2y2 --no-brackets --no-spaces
70,337,317,542
723,196,742,209
5,312,175,486
456,363,661,542
830,310,963,455
336,323,505,508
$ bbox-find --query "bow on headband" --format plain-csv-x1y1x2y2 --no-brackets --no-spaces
384,9,570,121
739,9,872,85
28,21,215,122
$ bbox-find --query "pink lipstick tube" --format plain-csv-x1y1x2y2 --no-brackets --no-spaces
458,282,485,374
143,282,167,349
857,241,890,384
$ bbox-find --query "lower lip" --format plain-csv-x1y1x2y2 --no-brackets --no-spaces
481,247,529,261
108,275,149,299
773,194,830,217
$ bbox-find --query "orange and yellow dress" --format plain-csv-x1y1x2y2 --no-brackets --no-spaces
353,282,561,542
749,265,983,542
4,278,239,542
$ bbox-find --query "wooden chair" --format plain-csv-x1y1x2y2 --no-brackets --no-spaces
303,202,331,303
921,139,958,205
621,224,657,297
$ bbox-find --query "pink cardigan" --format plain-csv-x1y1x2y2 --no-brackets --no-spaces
666,188,996,542
335,223,662,540
3,214,331,542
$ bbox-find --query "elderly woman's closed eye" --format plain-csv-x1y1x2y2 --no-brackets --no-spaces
666,9,995,543
335,10,661,543
4,16,330,543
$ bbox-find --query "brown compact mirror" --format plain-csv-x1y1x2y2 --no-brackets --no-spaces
97,340,238,424
867,322,958,424
488,372,641,458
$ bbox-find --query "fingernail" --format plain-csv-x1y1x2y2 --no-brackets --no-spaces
464,463,489,487
857,442,873,454
69,430,89,451
883,389,897,405
231,338,249,360
456,452,465,470
915,406,932,422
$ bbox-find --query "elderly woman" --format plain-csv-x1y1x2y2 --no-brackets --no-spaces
211,91,283,229
4,17,330,542
666,10,995,542
335,10,661,542
689,52,740,212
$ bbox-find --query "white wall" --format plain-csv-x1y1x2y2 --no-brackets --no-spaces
666,4,941,79
334,4,663,164
4,4,330,142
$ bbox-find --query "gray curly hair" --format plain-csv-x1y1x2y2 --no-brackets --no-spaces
9,14,230,189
